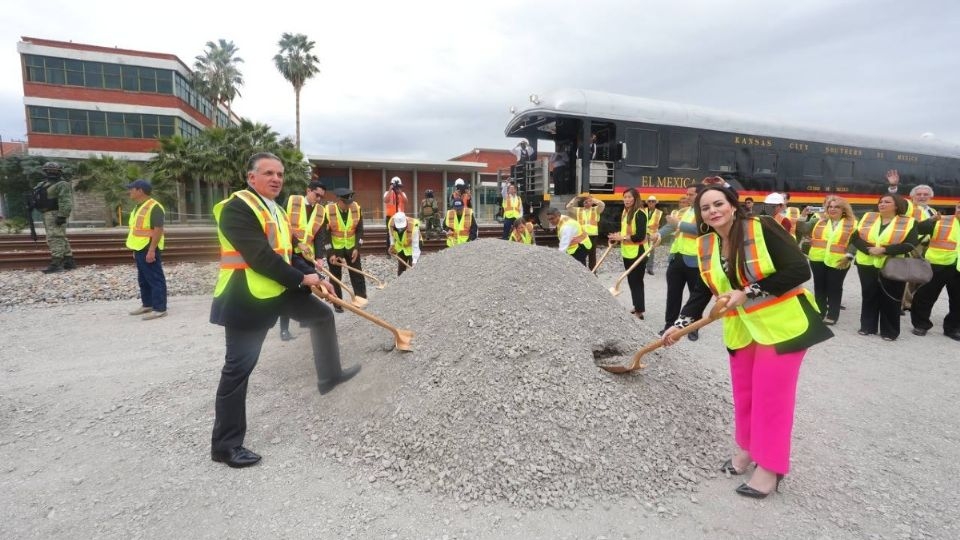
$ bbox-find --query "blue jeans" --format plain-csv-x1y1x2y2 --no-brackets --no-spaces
134,248,167,312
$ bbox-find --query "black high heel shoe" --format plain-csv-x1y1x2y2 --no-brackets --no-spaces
720,458,749,475
735,474,783,499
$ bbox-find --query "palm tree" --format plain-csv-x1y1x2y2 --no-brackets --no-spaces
273,33,320,149
193,39,244,124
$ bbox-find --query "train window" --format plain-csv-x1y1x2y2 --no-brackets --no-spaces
803,157,823,177
754,153,778,174
668,130,699,169
708,148,736,172
625,128,658,167
836,160,854,179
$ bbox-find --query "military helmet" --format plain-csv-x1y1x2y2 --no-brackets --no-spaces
42,161,64,177
425,189,434,196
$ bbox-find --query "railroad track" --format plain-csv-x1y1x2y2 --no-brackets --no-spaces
0,225,558,270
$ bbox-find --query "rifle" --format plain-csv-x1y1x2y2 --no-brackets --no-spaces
24,192,38,243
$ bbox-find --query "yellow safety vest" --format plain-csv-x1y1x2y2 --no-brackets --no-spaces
644,207,662,249
557,215,592,255
697,219,814,350
509,224,533,244
620,209,642,259
503,195,522,220
390,219,420,256
925,216,959,266
854,213,915,268
576,206,600,236
213,190,292,300
670,207,698,255
285,195,308,239
445,208,474,247
125,198,165,251
327,202,361,250
807,218,855,268
785,207,800,222
299,204,327,259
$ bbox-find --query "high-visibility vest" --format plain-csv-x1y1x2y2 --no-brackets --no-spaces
576,205,600,236
390,218,420,256
213,190,292,300
509,224,533,244
906,200,935,223
285,195,309,239
670,207,698,256
557,215,592,255
445,208,473,247
327,202,361,250
924,215,959,266
785,207,800,222
125,198,165,251
620,209,642,259
697,219,815,350
503,195,522,220
854,212,914,268
301,204,327,259
643,207,662,249
807,218,855,268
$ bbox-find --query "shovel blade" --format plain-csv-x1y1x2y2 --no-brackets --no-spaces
394,329,415,352
352,296,369,309
609,286,622,296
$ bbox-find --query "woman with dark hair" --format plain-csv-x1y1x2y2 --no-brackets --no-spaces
662,186,833,499
850,193,919,341
608,188,648,318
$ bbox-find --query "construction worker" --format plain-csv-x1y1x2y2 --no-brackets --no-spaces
325,188,366,313
420,189,441,239
508,214,536,244
383,176,408,227
32,161,75,273
278,181,328,340
763,193,794,236
451,178,472,208
544,206,592,266
501,182,523,240
124,179,167,321
387,211,421,276
443,199,477,247
643,195,662,275
565,195,605,270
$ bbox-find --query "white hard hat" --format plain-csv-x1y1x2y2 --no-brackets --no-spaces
454,178,465,186
391,176,402,186
763,193,785,205
392,211,407,229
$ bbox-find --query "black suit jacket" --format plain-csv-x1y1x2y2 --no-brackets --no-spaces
210,190,307,330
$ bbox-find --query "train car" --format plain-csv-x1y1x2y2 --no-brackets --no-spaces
504,88,960,231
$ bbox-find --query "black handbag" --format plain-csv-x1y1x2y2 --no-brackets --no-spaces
880,245,933,285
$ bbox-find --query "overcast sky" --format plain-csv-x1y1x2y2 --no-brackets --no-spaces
2,0,958,160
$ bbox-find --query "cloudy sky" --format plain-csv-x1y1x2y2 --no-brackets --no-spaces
2,0,958,160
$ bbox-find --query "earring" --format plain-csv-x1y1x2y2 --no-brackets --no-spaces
699,222,710,234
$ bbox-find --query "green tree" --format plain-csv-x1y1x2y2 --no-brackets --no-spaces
273,33,321,149
0,155,73,220
193,39,245,123
75,156,173,226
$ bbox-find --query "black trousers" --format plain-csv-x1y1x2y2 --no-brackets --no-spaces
585,236,599,271
623,251,648,313
329,248,367,299
571,244,589,266
810,260,850,321
212,293,343,453
664,254,711,329
910,263,960,333
857,264,905,339
396,253,413,276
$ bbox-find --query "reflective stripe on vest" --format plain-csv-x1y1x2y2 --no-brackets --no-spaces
577,206,599,236
327,202,361,250
620,209,641,259
558,215,591,255
213,190,292,300
445,209,473,247
286,195,308,238
503,195,522,219
808,218,855,267
509,225,533,244
670,207,698,255
644,208,662,248
855,213,914,268
925,216,959,265
697,222,813,349
391,219,420,256
303,204,327,254
125,198,165,251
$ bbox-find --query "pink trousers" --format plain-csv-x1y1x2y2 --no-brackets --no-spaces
728,343,806,474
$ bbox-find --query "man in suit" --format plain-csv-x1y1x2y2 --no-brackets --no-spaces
209,152,360,469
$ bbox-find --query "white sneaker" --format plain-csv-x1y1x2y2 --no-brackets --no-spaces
142,311,167,320
129,306,152,316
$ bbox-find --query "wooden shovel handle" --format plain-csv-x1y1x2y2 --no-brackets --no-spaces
591,240,618,274
311,286,400,336
333,260,386,288
612,238,660,289
390,252,413,269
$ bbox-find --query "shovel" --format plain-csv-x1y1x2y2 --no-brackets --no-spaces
333,259,386,290
302,255,368,308
390,252,413,270
599,297,730,373
591,239,618,275
609,239,660,296
311,285,413,352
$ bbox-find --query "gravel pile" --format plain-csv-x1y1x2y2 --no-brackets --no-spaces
322,238,731,509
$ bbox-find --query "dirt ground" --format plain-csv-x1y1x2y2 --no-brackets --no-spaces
1,266,958,539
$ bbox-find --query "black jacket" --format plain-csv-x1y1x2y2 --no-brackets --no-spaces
210,190,308,330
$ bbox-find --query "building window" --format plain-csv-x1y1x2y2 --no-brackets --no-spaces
708,148,736,172
668,130,699,169
754,152,778,174
27,105,200,140
625,128,659,167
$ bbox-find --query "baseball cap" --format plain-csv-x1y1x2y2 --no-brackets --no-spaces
452,199,464,209
392,212,407,229
124,179,152,193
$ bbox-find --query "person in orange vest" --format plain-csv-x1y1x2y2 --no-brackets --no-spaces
210,152,360,468
662,185,833,499
124,179,167,320
383,176,408,227
850,194,919,341
909,200,960,340
565,195,605,269
450,178,472,208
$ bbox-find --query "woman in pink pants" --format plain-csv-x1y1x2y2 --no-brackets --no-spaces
663,185,833,498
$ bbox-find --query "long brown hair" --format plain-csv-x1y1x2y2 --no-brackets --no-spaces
623,187,640,224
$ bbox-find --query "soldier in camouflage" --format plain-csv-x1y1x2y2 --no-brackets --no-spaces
33,162,75,273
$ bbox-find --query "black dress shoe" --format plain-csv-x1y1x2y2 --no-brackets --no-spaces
720,458,749,475
947,332,960,342
911,328,927,336
211,446,262,468
280,330,295,341
334,305,344,313
317,365,361,395
687,330,699,342
735,474,783,499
